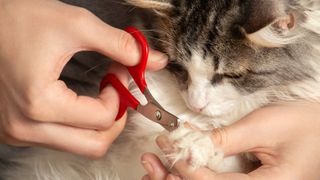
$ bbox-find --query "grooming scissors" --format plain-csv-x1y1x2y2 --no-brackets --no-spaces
100,27,179,131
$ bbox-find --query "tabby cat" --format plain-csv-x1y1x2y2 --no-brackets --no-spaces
1,0,320,179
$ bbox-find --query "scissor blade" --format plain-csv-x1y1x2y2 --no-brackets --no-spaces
136,103,180,132
143,89,164,109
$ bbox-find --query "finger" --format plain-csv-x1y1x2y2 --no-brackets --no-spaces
183,122,200,130
0,134,31,147
11,113,127,157
166,175,182,180
29,64,128,130
142,175,151,180
147,49,168,71
156,136,193,177
156,135,236,180
156,152,246,180
156,135,215,180
200,165,287,180
209,105,289,157
72,10,168,69
156,131,285,180
141,153,169,180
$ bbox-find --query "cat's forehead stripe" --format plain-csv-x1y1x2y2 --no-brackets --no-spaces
213,56,220,71
171,0,238,59
185,51,214,80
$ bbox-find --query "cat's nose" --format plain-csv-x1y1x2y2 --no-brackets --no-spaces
192,105,207,112
188,88,208,112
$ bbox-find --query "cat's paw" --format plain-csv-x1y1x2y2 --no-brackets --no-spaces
166,125,224,170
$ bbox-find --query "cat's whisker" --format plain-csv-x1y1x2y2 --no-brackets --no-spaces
106,0,131,7
136,29,168,35
83,62,108,75
125,27,183,55
146,36,184,55
114,0,134,6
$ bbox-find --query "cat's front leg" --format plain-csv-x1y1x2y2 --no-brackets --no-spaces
165,124,224,171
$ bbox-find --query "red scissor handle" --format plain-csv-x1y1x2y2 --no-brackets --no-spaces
126,26,149,93
99,27,149,120
100,74,139,120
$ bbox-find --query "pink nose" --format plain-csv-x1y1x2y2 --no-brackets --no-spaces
187,88,208,112
190,104,207,112
193,108,202,112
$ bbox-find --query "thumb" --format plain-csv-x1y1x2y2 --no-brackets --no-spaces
210,106,284,157
141,153,169,180
75,11,168,70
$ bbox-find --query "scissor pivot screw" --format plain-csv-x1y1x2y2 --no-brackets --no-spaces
155,111,162,121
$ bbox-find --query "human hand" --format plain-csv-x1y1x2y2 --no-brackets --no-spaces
0,0,168,157
141,102,320,180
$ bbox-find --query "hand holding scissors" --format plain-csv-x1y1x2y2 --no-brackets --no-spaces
100,27,180,131
0,0,169,157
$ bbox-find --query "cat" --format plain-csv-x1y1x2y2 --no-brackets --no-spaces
1,0,320,179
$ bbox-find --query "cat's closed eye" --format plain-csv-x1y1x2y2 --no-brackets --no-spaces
211,73,245,85
223,73,244,79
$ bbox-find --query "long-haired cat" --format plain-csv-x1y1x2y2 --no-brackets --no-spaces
1,0,320,179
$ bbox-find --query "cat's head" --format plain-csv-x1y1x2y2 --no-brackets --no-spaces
127,0,319,117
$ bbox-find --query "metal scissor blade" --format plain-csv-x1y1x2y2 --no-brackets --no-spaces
143,89,164,109
136,103,180,132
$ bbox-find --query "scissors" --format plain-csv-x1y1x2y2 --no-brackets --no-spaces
100,27,180,132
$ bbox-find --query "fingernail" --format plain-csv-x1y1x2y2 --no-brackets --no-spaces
150,50,168,63
167,174,175,180
142,161,154,174
156,135,171,149
158,54,169,63
142,175,151,180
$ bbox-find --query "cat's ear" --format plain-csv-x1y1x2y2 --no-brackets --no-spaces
241,0,297,47
126,0,173,11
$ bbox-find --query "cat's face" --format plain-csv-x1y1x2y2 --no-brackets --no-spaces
128,0,316,117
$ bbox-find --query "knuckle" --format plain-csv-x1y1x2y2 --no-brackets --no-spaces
211,127,228,147
89,139,111,159
4,120,27,141
95,113,116,130
21,87,44,121
22,100,42,120
75,7,92,17
73,7,94,24
117,31,137,55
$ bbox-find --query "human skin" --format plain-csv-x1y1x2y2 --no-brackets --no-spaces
0,0,168,158
141,102,320,180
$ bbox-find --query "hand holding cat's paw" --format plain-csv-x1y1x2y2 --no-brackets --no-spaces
157,123,224,170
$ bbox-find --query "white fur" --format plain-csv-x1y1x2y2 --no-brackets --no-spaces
166,124,224,170
246,25,302,47
182,52,264,125
303,10,320,34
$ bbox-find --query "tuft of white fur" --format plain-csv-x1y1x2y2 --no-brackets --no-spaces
245,25,302,47
303,10,320,34
166,125,224,170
